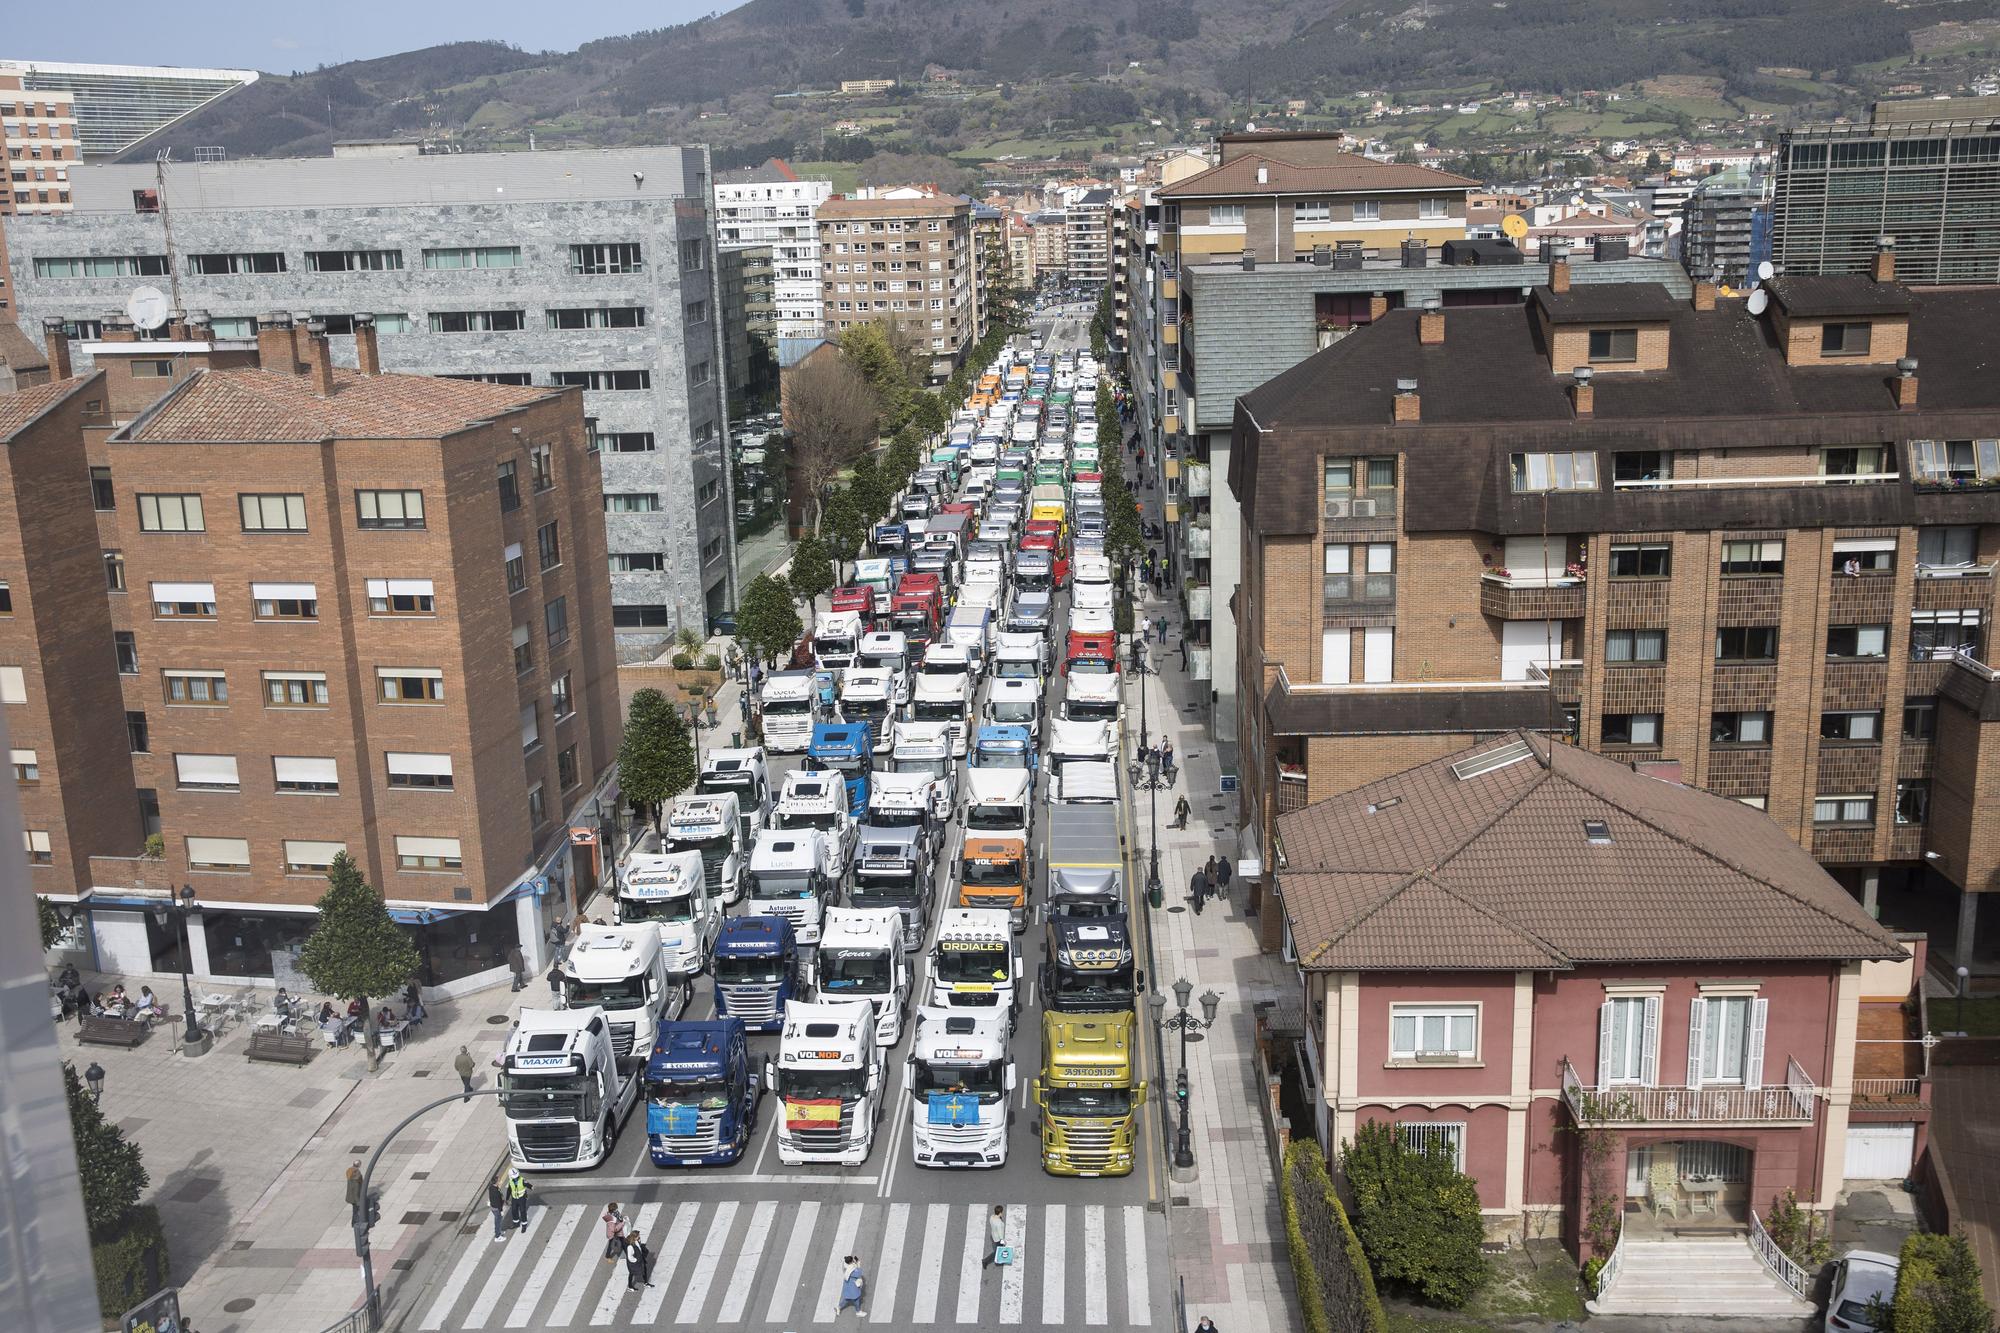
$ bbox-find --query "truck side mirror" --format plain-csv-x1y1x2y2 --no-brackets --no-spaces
762,1059,776,1092
1135,969,1146,991
866,1069,881,1095
1133,1080,1148,1108
1029,1078,1044,1107
1005,1066,1018,1092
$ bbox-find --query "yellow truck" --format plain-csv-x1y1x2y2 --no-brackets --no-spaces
1031,1010,1146,1177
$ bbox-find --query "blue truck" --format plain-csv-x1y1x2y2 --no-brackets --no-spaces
973,723,1038,776
712,914,802,1034
805,721,874,818
643,1018,759,1167
873,520,908,554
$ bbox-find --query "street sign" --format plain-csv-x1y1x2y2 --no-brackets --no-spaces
122,1288,182,1333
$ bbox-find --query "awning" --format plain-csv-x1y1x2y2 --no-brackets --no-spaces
366,578,434,598
250,582,318,600
1164,502,1180,523
151,581,215,602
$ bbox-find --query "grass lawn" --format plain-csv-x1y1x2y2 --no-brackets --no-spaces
790,161,862,194
1937,995,2000,1037
1382,1240,1587,1331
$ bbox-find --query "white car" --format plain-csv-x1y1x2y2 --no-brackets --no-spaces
1823,1251,1898,1331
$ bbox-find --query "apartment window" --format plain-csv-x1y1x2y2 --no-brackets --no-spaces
505,545,528,594
272,756,339,794
185,836,252,872
316,314,360,336
530,444,554,492
423,246,520,269
697,480,721,506
551,370,650,391
239,493,307,533
497,460,521,512
1418,197,1451,220
446,372,533,386
690,361,712,386
137,493,204,533
537,521,561,570
1609,542,1671,578
1821,710,1883,742
521,703,541,753
305,249,402,271
1601,713,1662,746
1896,779,1931,825
162,670,226,705
263,671,327,707
1711,710,1772,745
251,583,318,620
186,251,284,275
209,316,256,338
702,537,726,565
373,313,415,333
544,595,570,647
23,831,50,865
113,633,138,675
1911,610,1983,660
686,299,709,324
151,581,217,618
1694,995,1761,1084
1911,439,2000,485
395,836,462,871
1917,527,1977,570
130,360,174,379
547,306,646,329
551,671,574,720
605,493,661,514
429,309,526,333
366,579,435,615
1714,625,1778,662
571,242,643,275
11,749,37,783
376,667,444,703
1832,538,1896,573
528,783,547,829
1904,696,1938,740
1821,322,1872,356
611,553,665,572
1509,452,1599,492
1389,1004,1477,1061
1601,994,1658,1085
1587,328,1639,363
91,466,113,510
356,489,425,529
33,255,167,278
1207,204,1244,227
1814,794,1875,826
1293,200,1331,224
1351,199,1381,222
388,752,454,790
1826,624,1889,659
558,743,581,791
679,238,706,270
284,840,347,873
1721,540,1784,576
1822,446,1885,479
1613,451,1666,483
1604,628,1666,664
613,603,672,628
599,432,656,453
103,551,125,592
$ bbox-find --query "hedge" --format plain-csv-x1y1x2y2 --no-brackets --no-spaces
1282,1140,1388,1333
1890,1232,1994,1333
93,1204,168,1319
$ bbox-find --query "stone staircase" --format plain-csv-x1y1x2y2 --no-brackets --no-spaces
1588,1236,1817,1318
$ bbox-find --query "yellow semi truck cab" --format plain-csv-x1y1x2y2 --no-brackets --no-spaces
1031,1010,1146,1177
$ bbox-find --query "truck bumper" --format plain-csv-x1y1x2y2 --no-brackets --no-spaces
776,1141,874,1167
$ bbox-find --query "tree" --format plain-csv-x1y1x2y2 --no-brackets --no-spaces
839,321,914,430
823,487,868,580
1342,1120,1487,1308
296,854,422,1072
784,348,880,533
911,389,951,438
38,896,62,952
66,1061,147,1239
788,533,836,610
847,453,888,527
617,688,695,830
1881,1232,1997,1333
738,572,804,667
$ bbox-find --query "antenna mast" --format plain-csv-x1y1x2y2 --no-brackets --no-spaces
154,150,184,314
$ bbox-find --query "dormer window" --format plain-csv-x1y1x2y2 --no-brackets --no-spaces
1588,329,1638,363
1821,322,1872,357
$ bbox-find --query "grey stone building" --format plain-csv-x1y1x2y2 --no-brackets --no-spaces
1,145,734,660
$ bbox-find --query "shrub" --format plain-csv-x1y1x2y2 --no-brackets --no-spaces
1342,1120,1488,1308
142,833,165,859
1282,1140,1387,1333
93,1205,168,1318
701,652,721,671
1581,1255,1606,1298
670,651,694,670
1765,1188,1832,1271
1888,1232,1995,1333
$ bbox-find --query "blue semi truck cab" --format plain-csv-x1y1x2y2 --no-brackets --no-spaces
643,1018,759,1167
805,722,874,818
713,914,802,1033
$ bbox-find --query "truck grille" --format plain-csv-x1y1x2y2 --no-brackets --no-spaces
719,983,780,1022
760,900,811,929
948,990,1001,1007
926,1118,992,1144
791,1102,857,1153
702,861,724,894
609,1023,636,1060
515,1121,582,1164
659,1109,724,1157
960,891,1019,910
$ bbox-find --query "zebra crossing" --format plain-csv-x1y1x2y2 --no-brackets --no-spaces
414,1198,1162,1330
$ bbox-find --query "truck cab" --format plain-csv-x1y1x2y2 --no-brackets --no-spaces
771,770,857,869
1032,1011,1147,1178
992,638,1046,690
804,722,873,818
889,573,944,651
712,915,802,1034
871,520,908,554
1063,671,1122,724
663,793,748,907
815,906,913,1046
853,558,898,615
500,1006,641,1171
1043,903,1139,1015
1064,630,1119,676
557,925,683,1063
855,630,912,705
888,719,958,822
838,668,898,754
745,828,839,947
941,605,992,674
814,608,866,669
928,907,1022,1029
908,671,972,759
614,851,721,978
847,827,934,956
768,999,885,1166
958,833,1032,932
760,670,838,754
1006,589,1055,643
643,1018,758,1167
1012,548,1055,595
696,748,772,848
985,676,1045,744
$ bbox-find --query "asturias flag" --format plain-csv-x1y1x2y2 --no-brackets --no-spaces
927,1092,978,1127
785,1098,843,1131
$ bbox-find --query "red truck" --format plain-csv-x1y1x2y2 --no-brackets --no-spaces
1022,522,1069,584
1064,630,1119,675
890,572,945,650
830,583,876,627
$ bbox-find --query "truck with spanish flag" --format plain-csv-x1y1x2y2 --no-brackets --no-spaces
765,998,884,1166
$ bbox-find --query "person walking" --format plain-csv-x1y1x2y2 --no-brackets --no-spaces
506,1168,531,1230
486,1175,508,1243
454,1046,477,1101
1161,738,1175,772
1196,1318,1220,1333
344,1162,364,1225
1189,864,1210,915
982,1205,1008,1269
1155,616,1168,645
506,945,527,993
1216,856,1233,900
601,1202,627,1262
624,1229,655,1290
836,1255,867,1316
1178,633,1190,671
1173,795,1191,830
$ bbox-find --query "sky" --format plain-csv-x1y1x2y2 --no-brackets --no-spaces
8,0,744,74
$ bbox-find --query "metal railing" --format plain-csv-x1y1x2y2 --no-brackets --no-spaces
318,1303,375,1333
1595,1220,1629,1302
1560,1057,1817,1125
1852,1078,1926,1104
1749,1207,1814,1299
1614,472,1901,489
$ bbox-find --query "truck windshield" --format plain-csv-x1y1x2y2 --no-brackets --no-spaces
666,831,732,865
647,1078,729,1110
1068,658,1114,676
716,954,788,984
1066,699,1117,721
846,698,891,723
500,1071,587,1119
696,773,752,799
966,802,1024,831
750,870,814,899
763,696,810,715
619,894,696,924
857,651,906,672
815,636,857,656
1047,1087,1132,1117
970,747,1026,770
961,856,1021,886
994,660,1039,680
911,1059,1006,1099
912,699,965,723
564,976,649,1009
819,950,893,991
894,755,949,779
851,872,918,905
1051,970,1132,1004
1016,572,1051,592
780,809,841,834
777,1066,865,1100
935,944,1010,983
1052,895,1120,918
989,700,1037,724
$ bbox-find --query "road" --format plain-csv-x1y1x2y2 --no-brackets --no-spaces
402,309,1176,1331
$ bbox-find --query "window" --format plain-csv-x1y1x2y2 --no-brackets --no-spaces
1911,610,1983,660
1822,446,1885,479
1613,451,1666,483
305,249,402,271
1352,199,1381,221
1509,451,1599,492
1609,542,1671,578
1693,995,1762,1084
505,544,528,594
537,521,561,570
1737,795,1769,810
512,624,533,674
544,595,569,646
702,537,726,565
547,306,646,329
1389,1004,1477,1061
1832,538,1896,573
185,836,252,871
187,251,285,274
387,752,454,790
33,255,167,278
599,432,656,453
1821,322,1872,356
273,756,339,794
613,603,672,628
1814,794,1875,825
113,634,138,675
125,711,148,753
1714,626,1778,662
1891,778,1932,826
1419,197,1451,220
1911,439,2000,485
1604,628,1666,664
446,371,533,386
1293,200,1331,224
172,752,239,791
163,669,226,704
11,749,37,783
697,480,722,506
559,743,581,790
1587,328,1639,362
1721,540,1784,576
552,672,574,720
103,551,125,592
1905,696,1938,740
679,238,706,270
497,460,520,512
129,360,173,379
251,583,318,620
151,581,217,618
531,444,554,492
605,492,660,514
263,671,327,707
1206,204,1244,227
137,493,204,532
356,489,424,529
1711,710,1772,745
23,830,50,865
570,243,643,275
423,246,520,269
428,309,526,334
610,552,665,573
284,840,347,873
91,466,113,510
1601,713,1661,746
1826,624,1889,659
686,299,709,324
208,316,256,338
395,836,462,871
551,370,650,391
1918,527,1978,570
366,578,435,615
1600,994,1659,1085
376,667,444,703
373,313,415,333
528,784,547,828
690,361,712,386
521,703,541,753
238,493,307,533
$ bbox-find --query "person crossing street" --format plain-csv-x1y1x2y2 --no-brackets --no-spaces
982,1205,1007,1269
486,1175,507,1242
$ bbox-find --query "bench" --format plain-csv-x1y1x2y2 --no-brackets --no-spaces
245,1029,316,1065
77,1015,148,1047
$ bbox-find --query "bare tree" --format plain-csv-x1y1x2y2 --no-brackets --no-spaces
783,348,879,534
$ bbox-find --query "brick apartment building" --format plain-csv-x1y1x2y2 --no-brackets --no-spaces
1231,253,2000,966
0,74,77,215
1,315,619,992
816,193,977,371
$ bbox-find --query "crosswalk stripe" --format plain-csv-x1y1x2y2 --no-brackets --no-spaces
715,1200,776,1324
1084,1204,1108,1325
814,1200,866,1323
419,1215,494,1331
911,1203,949,1324
1124,1205,1152,1326
504,1204,584,1328
869,1202,911,1325
673,1199,738,1322
589,1201,661,1325
1039,1204,1066,1325
544,1205,606,1328
999,1203,1028,1323
763,1199,821,1324
956,1204,986,1322
630,1201,696,1323
462,1206,545,1329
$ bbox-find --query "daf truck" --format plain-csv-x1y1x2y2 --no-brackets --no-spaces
500,1006,641,1170
744,828,839,946
767,999,885,1166
907,1007,1014,1168
643,1018,758,1167
557,925,683,1063
663,793,748,907
614,850,722,978
1032,1011,1147,1178
712,914,802,1033
817,905,913,1046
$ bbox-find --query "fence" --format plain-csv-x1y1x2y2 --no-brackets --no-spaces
317,1303,374,1333
1748,1208,1813,1299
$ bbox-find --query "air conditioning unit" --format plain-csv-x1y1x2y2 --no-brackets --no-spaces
1325,498,1351,519
1351,499,1378,518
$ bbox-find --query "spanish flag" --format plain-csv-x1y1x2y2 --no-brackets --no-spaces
785,1098,842,1131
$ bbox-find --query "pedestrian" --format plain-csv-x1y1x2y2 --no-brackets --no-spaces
1161,738,1175,772
344,1162,364,1224
1178,633,1189,671
486,1175,508,1243
1173,795,1190,830
982,1204,1007,1269
601,1202,627,1262
454,1046,476,1101
1196,1318,1220,1333
1156,615,1168,644
624,1229,655,1290
1189,865,1210,915
546,915,569,954
836,1255,867,1316
1216,856,1233,899
507,945,527,992
506,1168,531,1229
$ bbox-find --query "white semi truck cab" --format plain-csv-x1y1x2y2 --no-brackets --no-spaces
907,672,972,758
815,906,912,1047
557,925,682,1061
907,1006,1015,1169
928,908,1022,1030
696,748,772,846
614,851,721,978
772,769,857,867
663,793,746,907
839,668,898,754
745,826,839,946
767,999,884,1166
499,1006,641,1170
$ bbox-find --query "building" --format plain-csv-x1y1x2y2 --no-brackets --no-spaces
838,79,896,95
1006,216,1038,294
1029,213,1067,278
1276,732,1922,1296
714,158,831,340
0,59,257,159
1,316,621,990
0,146,734,658
1064,188,1114,285
816,193,976,369
1230,256,2000,971
1773,108,2000,285
716,243,774,404
1,72,77,215
971,201,1011,342
1682,181,1767,287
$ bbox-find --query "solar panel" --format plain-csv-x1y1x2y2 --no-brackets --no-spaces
1450,738,1534,781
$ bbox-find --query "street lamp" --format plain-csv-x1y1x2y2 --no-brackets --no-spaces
150,885,207,1052
83,1061,105,1102
1152,977,1221,1171
680,700,706,775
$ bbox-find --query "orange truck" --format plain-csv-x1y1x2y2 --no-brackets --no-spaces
958,834,1031,926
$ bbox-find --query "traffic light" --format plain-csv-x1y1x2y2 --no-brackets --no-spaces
366,1194,381,1228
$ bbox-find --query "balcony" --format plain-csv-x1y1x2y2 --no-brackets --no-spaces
1161,321,1178,345
1187,521,1212,559
1324,573,1397,617
1189,644,1213,679
1526,658,1583,707
1185,461,1211,498
1560,1057,1817,1127
1915,563,1996,613
1481,573,1587,621
1322,490,1397,524
1187,584,1213,620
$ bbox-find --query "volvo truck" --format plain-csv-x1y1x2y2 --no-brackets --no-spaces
500,1007,640,1171
767,999,885,1166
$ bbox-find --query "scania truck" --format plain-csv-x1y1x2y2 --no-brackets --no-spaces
643,1018,758,1167
908,1007,1015,1169
663,793,748,906
500,1006,640,1170
767,999,885,1166
712,915,802,1033
1032,1011,1146,1178
816,905,913,1045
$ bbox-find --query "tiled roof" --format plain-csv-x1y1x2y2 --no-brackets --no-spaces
1766,274,1916,318
1535,281,1683,324
121,367,554,443
1158,152,1476,199
820,195,967,217
0,375,91,441
0,320,49,374
1277,733,1903,970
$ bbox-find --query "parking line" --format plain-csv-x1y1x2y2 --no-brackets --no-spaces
956,1203,987,1322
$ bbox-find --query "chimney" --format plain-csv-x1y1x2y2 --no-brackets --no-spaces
100,318,137,344
1894,356,1918,410
1570,365,1594,417
184,309,212,341
1872,235,1896,284
1311,243,1331,266
1367,292,1390,321
303,319,337,396
1392,377,1421,423
353,312,382,375
1240,248,1256,271
256,312,298,372
1692,280,1717,312
290,311,314,370
1549,255,1572,294
1418,299,1445,346
40,318,72,380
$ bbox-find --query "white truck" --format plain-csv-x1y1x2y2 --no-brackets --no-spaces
888,720,959,823
766,999,885,1166
855,630,912,704
908,670,973,759
759,670,836,753
995,630,1050,683
812,609,865,671
928,908,1022,1030
965,766,1033,843
984,676,1046,743
663,793,748,906
557,925,683,1061
695,748,772,846
943,604,996,671
745,827,840,946
614,851,722,978
1063,670,1122,724
839,667,899,754
772,768,857,868
816,906,913,1047
907,1007,1015,1169
500,1006,641,1170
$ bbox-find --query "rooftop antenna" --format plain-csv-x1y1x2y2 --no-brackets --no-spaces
153,149,183,314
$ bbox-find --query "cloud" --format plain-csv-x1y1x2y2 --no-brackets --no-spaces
270,36,301,50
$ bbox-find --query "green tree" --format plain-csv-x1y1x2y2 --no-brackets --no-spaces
296,854,422,1071
617,688,695,830
912,390,951,439
1881,1232,1996,1333
737,572,804,667
884,427,923,484
38,896,63,951
788,533,836,610
847,452,888,526
1341,1120,1488,1308
839,321,914,430
66,1061,147,1239
823,488,868,581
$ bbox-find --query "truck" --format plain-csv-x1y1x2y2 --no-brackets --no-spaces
813,609,865,670
855,629,912,704
614,851,721,978
760,670,838,753
871,520,908,554
744,828,839,947
1012,549,1055,595
958,833,1033,931
928,908,1022,1029
908,673,972,759
1064,630,1119,676
853,558,899,615
664,793,749,907
942,604,994,673
889,573,944,650
771,769,857,869
887,719,958,823
1043,905,1139,1015
767,999,885,1166
805,722,874,818
1063,671,1122,724
557,924,683,1063
1045,802,1125,918
696,748,772,849
500,1006,641,1170
1032,1011,1147,1178
838,668,898,754
992,637,1045,688
1050,753,1119,804
1006,588,1055,641
643,1018,759,1167
985,675,1046,743
815,906,913,1046
847,825,935,955
712,915,803,1034
908,1017,1016,1172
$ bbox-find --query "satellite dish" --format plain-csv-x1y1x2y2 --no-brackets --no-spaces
1756,259,1775,281
1501,213,1529,240
1746,288,1769,316
126,286,170,332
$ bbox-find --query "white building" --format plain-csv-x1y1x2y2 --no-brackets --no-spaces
715,158,833,340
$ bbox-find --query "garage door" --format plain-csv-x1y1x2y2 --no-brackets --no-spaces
1845,1124,1915,1181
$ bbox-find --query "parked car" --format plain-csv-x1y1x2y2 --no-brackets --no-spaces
1824,1250,1899,1331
